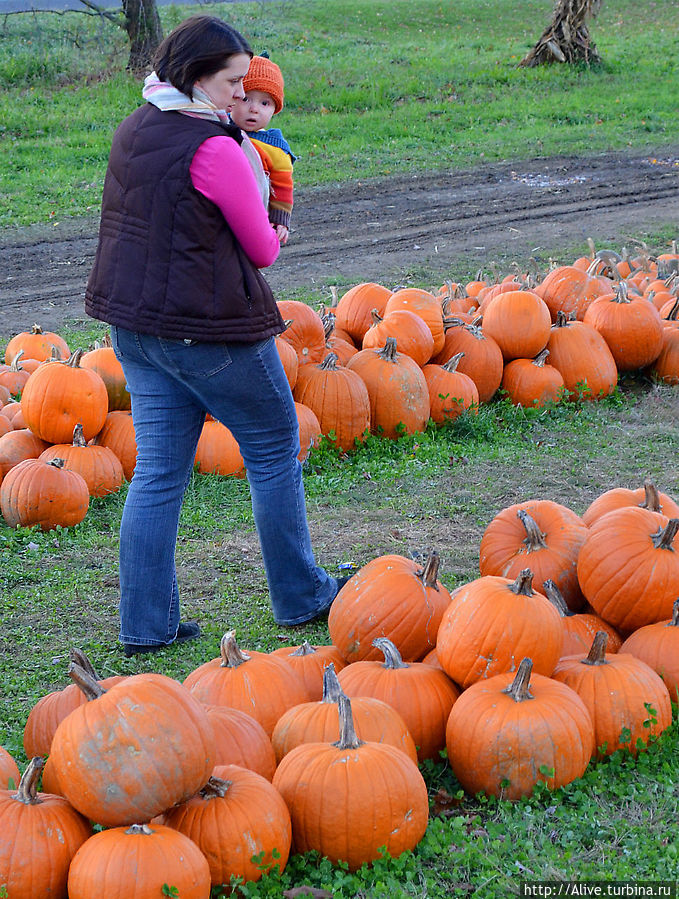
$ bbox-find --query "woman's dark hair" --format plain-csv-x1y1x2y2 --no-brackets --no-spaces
153,16,252,99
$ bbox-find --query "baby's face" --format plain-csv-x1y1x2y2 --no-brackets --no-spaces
230,89,276,131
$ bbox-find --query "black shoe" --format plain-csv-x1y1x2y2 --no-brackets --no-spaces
123,621,201,657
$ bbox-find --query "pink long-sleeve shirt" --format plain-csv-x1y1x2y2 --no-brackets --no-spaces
189,136,280,270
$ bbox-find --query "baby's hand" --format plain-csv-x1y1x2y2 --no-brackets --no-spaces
274,224,289,246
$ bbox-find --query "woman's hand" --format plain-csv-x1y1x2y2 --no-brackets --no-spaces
274,224,289,246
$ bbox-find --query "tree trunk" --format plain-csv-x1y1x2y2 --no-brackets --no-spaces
122,0,163,73
519,0,602,67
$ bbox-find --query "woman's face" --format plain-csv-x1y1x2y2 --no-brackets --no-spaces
194,53,251,113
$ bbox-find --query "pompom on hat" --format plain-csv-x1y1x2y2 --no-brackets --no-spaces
243,55,285,114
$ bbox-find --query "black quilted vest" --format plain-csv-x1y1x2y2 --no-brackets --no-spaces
85,103,284,343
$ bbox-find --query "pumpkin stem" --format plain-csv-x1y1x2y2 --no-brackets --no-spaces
322,312,336,340
517,511,548,552
199,776,232,800
125,823,154,836
9,350,24,370
219,630,250,668
370,308,383,326
442,317,467,332
31,324,44,334
333,693,363,751
669,598,679,628
319,352,340,371
13,757,45,805
582,631,608,665
68,661,106,700
69,648,100,680
417,550,441,590
638,479,663,513
508,568,536,596
553,311,570,328
664,297,679,322
71,423,87,447
65,348,84,368
442,352,464,373
45,458,66,470
502,658,534,702
290,640,317,658
651,519,679,550
611,282,631,304
321,663,344,703
377,337,399,362
542,579,573,618
532,348,550,367
372,637,409,669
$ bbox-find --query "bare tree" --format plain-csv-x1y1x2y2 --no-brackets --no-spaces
520,0,602,67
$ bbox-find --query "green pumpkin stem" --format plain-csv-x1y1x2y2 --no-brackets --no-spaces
517,511,548,551
502,658,534,702
68,661,106,699
651,519,679,550
582,631,609,666
333,693,363,751
417,550,441,590
373,637,409,669
321,663,343,703
508,569,536,596
14,757,45,804
219,630,250,668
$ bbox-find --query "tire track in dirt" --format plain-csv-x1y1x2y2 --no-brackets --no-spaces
1,148,678,335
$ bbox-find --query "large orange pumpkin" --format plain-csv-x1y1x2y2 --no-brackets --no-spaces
362,308,434,366
535,263,609,321
501,349,565,408
0,746,20,790
0,427,50,479
49,665,217,827
39,422,124,497
481,290,552,361
384,287,445,355
272,693,428,870
334,282,392,344
194,419,244,477
277,300,326,366
0,457,90,530
542,579,622,657
422,353,479,424
270,640,347,701
445,657,594,799
92,410,137,480
4,324,70,365
620,599,679,702
582,479,679,527
431,317,503,402
583,281,664,371
203,705,276,781
80,335,131,411
546,312,618,400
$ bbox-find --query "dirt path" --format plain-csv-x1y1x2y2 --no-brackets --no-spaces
2,147,678,338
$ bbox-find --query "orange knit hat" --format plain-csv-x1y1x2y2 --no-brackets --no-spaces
243,55,285,114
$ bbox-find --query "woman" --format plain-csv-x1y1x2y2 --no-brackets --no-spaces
86,16,342,656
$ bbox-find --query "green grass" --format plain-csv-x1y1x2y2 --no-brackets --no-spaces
1,0,678,225
1,365,678,896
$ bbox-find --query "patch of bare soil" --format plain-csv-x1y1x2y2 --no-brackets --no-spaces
2,147,678,338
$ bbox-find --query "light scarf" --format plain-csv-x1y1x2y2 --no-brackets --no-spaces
142,71,270,208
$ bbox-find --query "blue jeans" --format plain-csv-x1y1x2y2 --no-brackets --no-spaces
110,326,338,644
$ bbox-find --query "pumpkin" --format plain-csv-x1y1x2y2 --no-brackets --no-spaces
334,282,392,344
39,422,124,497
0,427,50,479
49,664,216,826
0,352,32,397
67,823,211,899
501,348,565,407
542,579,622,657
24,648,127,758
292,352,371,452
1,457,90,530
436,570,564,688
0,413,11,440
203,705,277,781
481,290,552,361
430,317,503,402
4,323,70,365
649,324,679,384
535,263,609,321
619,599,679,702
92,410,137,480
576,507,679,631
582,479,679,527
272,693,429,870
294,401,322,462
552,632,673,757
328,550,452,663
21,348,108,444
271,663,418,764
445,657,594,799
422,353,479,424
80,334,131,411
479,500,588,611
384,287,445,354
0,757,93,899
275,331,299,390
270,641,347,700
346,337,430,439
194,419,245,477
583,281,664,371
276,301,326,366
338,637,460,761
0,746,19,790
362,308,434,366
183,631,311,737
546,311,618,400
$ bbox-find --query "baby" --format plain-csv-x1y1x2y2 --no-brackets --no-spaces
230,55,296,245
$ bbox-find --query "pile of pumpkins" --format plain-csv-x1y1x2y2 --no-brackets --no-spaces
1,239,678,530
1,479,678,894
